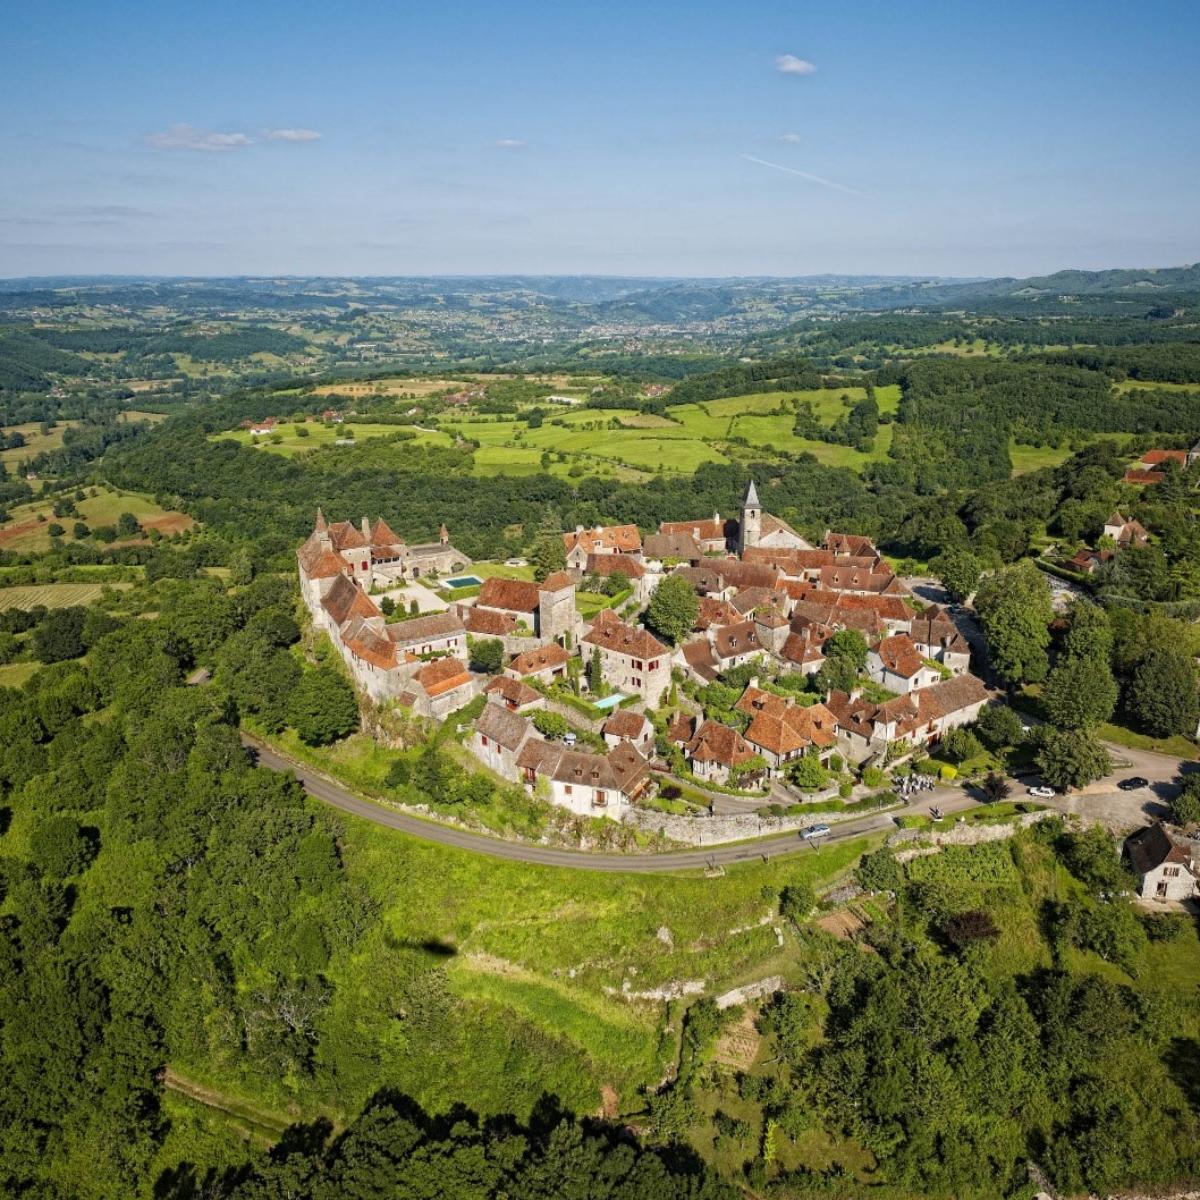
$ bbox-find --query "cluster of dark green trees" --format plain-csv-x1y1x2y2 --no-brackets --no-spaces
746,827,1200,1198
0,566,736,1198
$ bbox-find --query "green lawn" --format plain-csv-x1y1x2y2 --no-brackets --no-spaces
0,420,81,467
1099,722,1198,761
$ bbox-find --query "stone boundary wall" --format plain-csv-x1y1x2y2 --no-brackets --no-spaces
625,798,902,846
887,809,1057,855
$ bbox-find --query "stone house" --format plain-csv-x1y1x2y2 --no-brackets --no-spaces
397,657,477,719
684,719,759,785
485,676,544,713
515,737,652,818
505,643,573,685
866,634,945,694
473,573,578,643
473,702,538,780
1102,511,1150,548
602,709,654,753
1125,825,1198,902
562,524,642,570
827,673,990,765
582,612,671,704
735,686,839,776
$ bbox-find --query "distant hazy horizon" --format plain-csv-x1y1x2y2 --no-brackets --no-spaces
3,0,1197,277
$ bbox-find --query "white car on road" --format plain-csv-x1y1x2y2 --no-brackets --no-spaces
800,824,832,840
1027,786,1056,799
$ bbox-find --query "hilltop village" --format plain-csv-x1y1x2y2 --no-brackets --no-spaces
299,481,991,820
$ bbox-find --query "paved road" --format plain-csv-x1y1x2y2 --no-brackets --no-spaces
242,734,963,874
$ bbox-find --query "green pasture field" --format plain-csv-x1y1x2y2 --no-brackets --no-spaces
0,661,40,688
1009,441,1076,474
216,422,419,458
1113,379,1200,395
294,808,874,1119
0,581,134,611
0,488,194,553
0,419,80,467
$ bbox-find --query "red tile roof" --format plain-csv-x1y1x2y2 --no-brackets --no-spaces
603,709,650,739
478,577,541,612
508,643,572,675
563,525,642,555
873,633,927,679
585,553,646,580
541,571,576,592
462,606,518,636
735,687,839,756
583,618,668,660
486,676,541,707
686,719,757,767
416,656,473,697
1140,449,1187,467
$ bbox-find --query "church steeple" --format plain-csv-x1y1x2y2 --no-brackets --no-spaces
739,479,761,555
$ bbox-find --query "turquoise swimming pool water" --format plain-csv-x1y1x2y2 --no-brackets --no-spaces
591,693,627,710
445,575,482,588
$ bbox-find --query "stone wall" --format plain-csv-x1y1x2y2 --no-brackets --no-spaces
888,809,1057,857
625,798,901,846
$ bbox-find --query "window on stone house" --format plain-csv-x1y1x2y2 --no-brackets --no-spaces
1165,866,1181,877
564,785,572,795
481,735,489,747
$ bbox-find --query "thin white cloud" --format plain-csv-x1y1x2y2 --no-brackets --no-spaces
264,128,322,142
775,54,816,76
740,154,861,196
495,138,527,149
145,124,253,152
779,133,802,143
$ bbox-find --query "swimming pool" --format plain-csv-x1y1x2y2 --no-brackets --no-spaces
445,575,482,588
590,693,627,711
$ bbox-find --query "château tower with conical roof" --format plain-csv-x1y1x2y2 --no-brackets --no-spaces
738,478,761,555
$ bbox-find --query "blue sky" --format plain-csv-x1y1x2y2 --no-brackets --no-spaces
2,0,1197,278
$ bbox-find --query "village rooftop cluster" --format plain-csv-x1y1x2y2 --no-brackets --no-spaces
299,482,995,820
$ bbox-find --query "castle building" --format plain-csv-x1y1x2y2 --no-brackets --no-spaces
298,509,467,606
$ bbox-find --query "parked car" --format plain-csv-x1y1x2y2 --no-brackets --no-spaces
1027,786,1055,799
800,824,831,840
1118,776,1149,791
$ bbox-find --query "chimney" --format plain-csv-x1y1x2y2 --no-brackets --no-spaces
748,676,759,690
439,523,449,545
576,525,584,534
361,517,371,540
315,507,327,532
714,511,720,525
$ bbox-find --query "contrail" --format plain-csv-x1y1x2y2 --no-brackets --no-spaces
739,154,862,196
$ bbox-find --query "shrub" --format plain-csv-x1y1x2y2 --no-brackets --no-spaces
862,766,886,788
857,847,903,893
779,882,816,923
531,709,571,739
939,764,958,782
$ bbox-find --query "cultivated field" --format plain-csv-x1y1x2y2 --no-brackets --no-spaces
0,581,134,611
